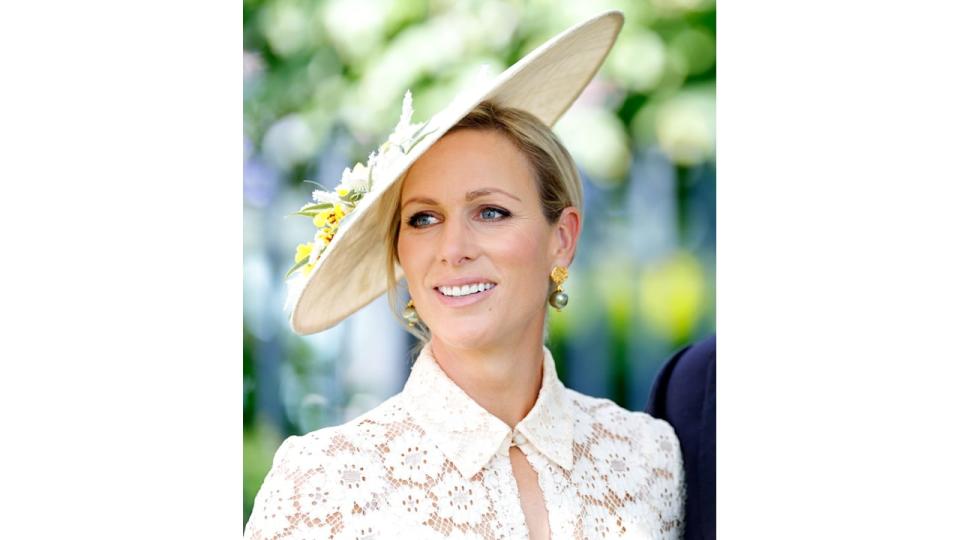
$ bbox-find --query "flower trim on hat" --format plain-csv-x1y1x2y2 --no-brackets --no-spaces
285,90,435,281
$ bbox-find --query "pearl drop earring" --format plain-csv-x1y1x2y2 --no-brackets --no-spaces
548,266,569,310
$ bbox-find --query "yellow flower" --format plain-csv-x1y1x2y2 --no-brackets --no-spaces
336,187,349,197
300,262,315,276
333,202,346,220
312,211,327,228
312,202,347,228
316,226,337,246
294,243,313,264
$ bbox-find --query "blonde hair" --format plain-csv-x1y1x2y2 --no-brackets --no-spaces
384,100,583,348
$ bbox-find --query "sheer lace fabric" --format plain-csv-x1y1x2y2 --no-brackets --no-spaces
245,343,685,539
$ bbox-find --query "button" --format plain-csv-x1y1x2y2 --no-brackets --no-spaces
513,432,526,446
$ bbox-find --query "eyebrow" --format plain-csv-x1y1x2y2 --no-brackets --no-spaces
400,188,522,211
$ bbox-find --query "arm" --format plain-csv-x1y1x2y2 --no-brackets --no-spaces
243,435,307,540
657,419,687,539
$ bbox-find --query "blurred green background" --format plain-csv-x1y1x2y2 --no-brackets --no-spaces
243,0,715,525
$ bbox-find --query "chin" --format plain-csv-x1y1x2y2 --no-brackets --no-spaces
432,321,499,350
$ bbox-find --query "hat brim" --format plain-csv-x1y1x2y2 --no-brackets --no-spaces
290,10,624,335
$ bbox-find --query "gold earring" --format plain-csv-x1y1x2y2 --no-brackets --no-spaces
548,266,569,310
403,299,419,327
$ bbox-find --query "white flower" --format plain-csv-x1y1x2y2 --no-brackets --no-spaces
369,143,407,186
581,504,615,539
387,483,435,526
571,458,601,498
620,494,656,536
336,161,371,195
250,466,309,537
311,189,341,205
287,90,433,281
382,430,444,485
387,90,426,149
434,472,490,527
361,90,427,190
323,449,384,516
338,511,383,540
590,440,637,498
443,526,483,540
297,469,337,523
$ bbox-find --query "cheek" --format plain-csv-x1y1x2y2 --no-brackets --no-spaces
396,233,432,296
486,226,551,289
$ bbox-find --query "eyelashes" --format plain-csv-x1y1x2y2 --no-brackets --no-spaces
478,207,509,221
407,213,439,228
406,206,512,229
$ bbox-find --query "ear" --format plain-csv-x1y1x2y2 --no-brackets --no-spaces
550,206,582,268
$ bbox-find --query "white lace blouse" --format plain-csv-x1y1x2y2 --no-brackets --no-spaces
244,343,685,539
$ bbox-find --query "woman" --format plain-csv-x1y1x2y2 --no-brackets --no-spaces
246,11,685,540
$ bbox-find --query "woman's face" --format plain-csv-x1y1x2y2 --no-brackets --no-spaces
397,128,580,350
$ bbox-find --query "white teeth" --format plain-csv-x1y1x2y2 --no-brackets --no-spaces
438,282,495,297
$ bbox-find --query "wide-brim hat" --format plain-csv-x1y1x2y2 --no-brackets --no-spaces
287,10,624,335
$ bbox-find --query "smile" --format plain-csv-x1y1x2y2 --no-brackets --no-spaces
437,282,496,297
433,282,497,307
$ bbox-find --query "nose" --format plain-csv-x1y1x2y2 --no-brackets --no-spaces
437,214,476,266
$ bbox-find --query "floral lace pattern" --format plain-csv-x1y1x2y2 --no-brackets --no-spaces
244,343,685,539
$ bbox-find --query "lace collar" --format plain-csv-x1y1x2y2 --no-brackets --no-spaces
400,341,574,479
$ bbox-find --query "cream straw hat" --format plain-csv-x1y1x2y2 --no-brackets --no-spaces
286,9,624,335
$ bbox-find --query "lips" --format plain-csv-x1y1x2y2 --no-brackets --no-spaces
437,282,496,297
432,282,497,307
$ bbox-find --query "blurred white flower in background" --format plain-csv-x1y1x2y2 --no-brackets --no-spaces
654,88,716,166
607,29,667,93
261,114,320,171
322,0,389,64
554,101,632,186
651,0,715,17
260,0,313,57
459,0,519,51
341,16,464,135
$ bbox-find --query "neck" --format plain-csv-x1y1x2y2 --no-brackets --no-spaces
429,333,545,429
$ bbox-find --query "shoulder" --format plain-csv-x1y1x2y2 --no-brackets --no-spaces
244,394,421,539
298,393,410,451
562,389,686,536
565,389,684,478
265,394,406,483
564,388,683,483
565,387,679,447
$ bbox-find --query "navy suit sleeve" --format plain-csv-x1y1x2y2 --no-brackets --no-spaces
646,335,716,540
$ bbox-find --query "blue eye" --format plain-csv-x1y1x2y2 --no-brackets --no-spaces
407,213,439,228
479,207,510,220
406,207,510,228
